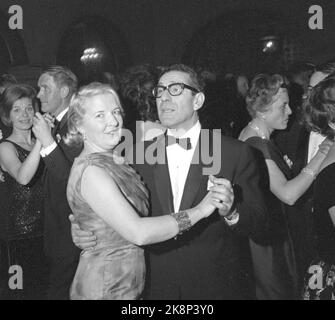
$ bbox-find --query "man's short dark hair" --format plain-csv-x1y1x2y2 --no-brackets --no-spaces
42,65,78,98
315,60,335,75
159,64,205,93
0,74,17,93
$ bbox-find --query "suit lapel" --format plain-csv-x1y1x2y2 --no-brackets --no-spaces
59,111,68,135
179,131,204,211
152,136,174,214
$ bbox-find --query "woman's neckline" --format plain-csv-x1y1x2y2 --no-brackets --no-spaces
2,139,33,152
247,122,270,140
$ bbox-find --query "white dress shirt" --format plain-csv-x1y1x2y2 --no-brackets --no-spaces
166,121,201,212
40,108,69,157
307,131,326,163
166,121,239,225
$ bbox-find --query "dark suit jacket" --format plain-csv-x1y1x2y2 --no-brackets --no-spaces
133,130,268,299
43,113,81,258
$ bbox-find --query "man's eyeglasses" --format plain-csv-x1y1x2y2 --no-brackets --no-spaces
152,82,200,98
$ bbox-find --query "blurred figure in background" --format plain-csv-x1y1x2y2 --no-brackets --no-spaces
239,73,332,299
196,68,227,132
119,64,165,141
236,74,249,99
0,74,18,140
274,60,335,291
286,62,315,121
302,76,335,300
222,73,250,138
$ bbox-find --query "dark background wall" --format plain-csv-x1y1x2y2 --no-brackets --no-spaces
0,0,335,75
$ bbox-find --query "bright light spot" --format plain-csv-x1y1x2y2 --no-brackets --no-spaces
266,41,273,48
80,47,102,63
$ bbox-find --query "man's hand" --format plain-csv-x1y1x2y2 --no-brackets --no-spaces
42,113,56,129
32,112,54,148
318,138,333,156
209,176,235,217
69,215,97,251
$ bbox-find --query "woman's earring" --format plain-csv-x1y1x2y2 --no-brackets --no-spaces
82,131,87,141
328,122,335,132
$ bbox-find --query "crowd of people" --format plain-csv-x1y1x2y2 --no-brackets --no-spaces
0,59,334,300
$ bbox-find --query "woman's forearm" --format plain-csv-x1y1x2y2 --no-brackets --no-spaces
16,141,42,185
130,207,203,246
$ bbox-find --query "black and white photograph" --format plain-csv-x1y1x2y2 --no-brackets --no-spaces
0,0,334,305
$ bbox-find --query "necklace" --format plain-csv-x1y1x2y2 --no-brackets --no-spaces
247,122,269,140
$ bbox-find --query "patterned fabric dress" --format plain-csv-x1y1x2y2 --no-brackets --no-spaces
67,152,149,300
1,141,44,240
0,140,46,300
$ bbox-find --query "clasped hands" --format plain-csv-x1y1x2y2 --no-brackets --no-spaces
32,112,56,148
318,138,333,156
201,175,235,218
69,175,235,251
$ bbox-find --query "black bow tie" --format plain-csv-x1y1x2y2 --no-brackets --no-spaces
165,135,192,150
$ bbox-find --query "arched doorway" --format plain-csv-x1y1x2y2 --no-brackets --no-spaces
57,15,131,85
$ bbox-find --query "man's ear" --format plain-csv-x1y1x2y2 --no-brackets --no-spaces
60,86,70,99
193,92,205,111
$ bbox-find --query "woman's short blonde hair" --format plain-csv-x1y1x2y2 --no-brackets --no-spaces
65,82,123,146
246,74,286,118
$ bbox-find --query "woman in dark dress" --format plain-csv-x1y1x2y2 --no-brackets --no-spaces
302,76,335,300
239,74,331,300
0,84,47,299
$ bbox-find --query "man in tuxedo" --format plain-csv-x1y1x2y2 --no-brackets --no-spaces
32,66,81,300
71,64,267,299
